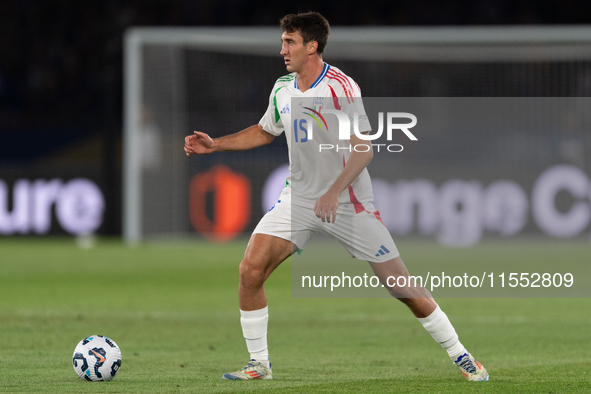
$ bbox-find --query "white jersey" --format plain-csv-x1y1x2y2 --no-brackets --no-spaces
259,63,374,211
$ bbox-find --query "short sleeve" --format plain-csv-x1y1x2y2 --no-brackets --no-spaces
259,87,284,136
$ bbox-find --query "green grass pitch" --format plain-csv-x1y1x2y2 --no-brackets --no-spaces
0,237,589,393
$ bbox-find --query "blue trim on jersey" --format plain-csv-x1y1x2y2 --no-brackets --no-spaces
311,63,330,88
294,63,330,90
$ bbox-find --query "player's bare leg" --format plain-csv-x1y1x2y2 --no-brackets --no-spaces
369,257,489,381
223,233,295,380
239,233,294,311
369,256,436,318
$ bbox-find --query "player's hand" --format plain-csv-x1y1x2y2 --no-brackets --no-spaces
184,131,214,156
314,191,340,223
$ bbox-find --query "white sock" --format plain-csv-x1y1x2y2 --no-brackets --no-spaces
240,307,270,368
417,305,467,362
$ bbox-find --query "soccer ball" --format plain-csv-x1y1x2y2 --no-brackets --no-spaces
72,335,122,381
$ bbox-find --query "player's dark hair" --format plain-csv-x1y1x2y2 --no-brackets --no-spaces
280,12,330,55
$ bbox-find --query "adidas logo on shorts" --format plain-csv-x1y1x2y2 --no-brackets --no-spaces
375,245,391,257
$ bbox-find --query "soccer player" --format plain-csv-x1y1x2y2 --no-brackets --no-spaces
184,12,489,382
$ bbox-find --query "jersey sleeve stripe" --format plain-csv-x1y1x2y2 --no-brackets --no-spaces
328,69,358,99
327,71,355,103
339,72,358,97
277,74,295,82
326,72,352,103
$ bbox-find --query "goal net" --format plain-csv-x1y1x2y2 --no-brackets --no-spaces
124,27,591,245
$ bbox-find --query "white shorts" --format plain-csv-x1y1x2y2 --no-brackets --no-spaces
253,188,399,263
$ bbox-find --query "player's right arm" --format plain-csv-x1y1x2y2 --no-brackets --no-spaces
184,124,275,156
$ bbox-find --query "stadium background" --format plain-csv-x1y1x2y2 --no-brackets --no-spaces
1,0,591,242
2,2,591,392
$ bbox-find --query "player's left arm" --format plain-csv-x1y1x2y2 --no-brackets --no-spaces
313,134,372,223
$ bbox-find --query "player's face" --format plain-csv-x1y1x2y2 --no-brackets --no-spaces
280,31,308,73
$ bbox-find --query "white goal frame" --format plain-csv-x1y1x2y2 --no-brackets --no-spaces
123,26,591,244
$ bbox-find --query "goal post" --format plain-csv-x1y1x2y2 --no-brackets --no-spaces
123,26,591,245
